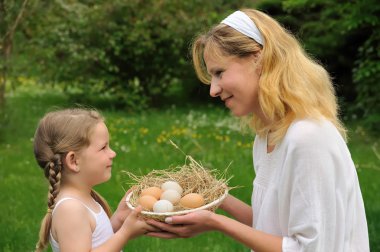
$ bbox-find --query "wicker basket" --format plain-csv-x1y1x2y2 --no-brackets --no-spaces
125,186,229,221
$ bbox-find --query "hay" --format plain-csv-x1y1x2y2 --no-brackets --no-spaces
123,153,231,221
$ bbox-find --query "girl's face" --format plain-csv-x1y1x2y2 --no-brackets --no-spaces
76,122,116,187
205,53,261,117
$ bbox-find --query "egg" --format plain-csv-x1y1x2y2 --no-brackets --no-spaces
141,186,162,199
153,200,174,213
180,193,205,208
160,189,181,204
138,195,157,211
161,181,183,195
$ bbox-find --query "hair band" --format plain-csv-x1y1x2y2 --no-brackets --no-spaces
221,10,264,45
47,208,52,214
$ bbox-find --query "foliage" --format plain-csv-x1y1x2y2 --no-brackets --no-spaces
17,0,255,110
257,0,380,130
0,0,31,107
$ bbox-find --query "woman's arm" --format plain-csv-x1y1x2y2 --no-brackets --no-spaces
219,194,252,226
146,210,282,252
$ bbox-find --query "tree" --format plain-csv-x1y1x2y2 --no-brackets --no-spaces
0,0,30,107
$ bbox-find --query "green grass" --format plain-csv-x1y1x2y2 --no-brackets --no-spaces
0,86,379,251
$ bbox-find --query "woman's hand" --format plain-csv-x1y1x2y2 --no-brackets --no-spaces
145,210,217,238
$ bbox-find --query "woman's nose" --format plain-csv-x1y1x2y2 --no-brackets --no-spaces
210,79,222,97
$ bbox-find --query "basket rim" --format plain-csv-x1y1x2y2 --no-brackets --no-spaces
125,187,229,216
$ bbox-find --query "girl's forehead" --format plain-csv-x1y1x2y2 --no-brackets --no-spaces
89,122,108,140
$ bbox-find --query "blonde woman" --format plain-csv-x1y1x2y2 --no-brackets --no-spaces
147,9,369,251
33,108,157,252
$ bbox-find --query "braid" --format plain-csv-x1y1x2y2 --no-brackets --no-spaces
47,154,62,210
35,154,62,252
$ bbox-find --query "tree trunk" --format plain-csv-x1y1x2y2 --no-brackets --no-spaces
0,0,30,108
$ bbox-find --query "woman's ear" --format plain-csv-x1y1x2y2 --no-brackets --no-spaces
64,151,80,172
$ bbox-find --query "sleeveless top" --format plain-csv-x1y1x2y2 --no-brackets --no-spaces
50,197,114,252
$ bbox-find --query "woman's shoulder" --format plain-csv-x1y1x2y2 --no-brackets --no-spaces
283,118,340,148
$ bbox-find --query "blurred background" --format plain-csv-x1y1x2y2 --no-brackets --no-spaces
0,0,379,251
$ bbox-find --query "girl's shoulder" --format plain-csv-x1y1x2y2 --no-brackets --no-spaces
52,198,92,220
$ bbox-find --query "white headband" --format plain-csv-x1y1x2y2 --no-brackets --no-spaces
221,10,264,45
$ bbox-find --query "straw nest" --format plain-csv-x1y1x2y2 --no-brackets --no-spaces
124,155,230,221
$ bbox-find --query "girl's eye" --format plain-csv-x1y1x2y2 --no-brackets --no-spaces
215,70,223,78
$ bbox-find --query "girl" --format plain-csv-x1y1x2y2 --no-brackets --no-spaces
34,108,156,252
146,9,370,251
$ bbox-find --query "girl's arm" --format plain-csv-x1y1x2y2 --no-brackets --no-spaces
110,191,131,232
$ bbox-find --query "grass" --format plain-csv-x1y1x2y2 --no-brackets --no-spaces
0,85,379,251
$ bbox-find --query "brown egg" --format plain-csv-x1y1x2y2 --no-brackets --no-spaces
141,187,162,199
138,195,157,211
179,193,205,208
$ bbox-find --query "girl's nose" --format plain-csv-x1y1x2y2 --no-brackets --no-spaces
210,79,222,97
110,149,116,158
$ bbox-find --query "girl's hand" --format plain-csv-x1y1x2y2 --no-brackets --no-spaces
145,210,216,238
122,206,160,240
111,190,133,231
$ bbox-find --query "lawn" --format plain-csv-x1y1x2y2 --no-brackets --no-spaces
0,85,379,251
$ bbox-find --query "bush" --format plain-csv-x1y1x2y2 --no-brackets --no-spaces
19,0,255,110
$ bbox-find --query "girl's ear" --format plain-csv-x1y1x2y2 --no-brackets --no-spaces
64,151,79,173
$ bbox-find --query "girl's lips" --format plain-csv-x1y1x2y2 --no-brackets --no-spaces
224,96,233,107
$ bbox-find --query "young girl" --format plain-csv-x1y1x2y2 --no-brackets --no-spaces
34,108,156,252
146,9,370,251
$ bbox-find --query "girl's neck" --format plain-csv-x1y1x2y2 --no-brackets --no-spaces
58,184,93,202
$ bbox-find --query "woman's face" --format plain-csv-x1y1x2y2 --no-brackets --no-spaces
205,53,261,117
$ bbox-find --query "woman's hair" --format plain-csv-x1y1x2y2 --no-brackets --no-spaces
192,9,346,144
33,108,112,252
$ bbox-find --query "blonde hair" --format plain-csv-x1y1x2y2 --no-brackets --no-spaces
192,9,346,144
33,108,112,252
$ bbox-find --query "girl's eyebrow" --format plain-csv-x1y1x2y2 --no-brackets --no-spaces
208,67,223,75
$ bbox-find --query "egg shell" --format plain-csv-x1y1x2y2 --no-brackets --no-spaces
153,200,174,213
180,193,205,209
160,189,181,204
161,181,183,195
141,186,162,199
138,195,157,211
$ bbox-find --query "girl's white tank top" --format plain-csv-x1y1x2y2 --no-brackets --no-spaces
49,197,114,252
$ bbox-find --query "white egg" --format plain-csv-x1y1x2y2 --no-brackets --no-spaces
160,189,181,204
153,200,174,213
161,181,183,194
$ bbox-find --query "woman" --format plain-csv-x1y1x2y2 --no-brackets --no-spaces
146,9,369,251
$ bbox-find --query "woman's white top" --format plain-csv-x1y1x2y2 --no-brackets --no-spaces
50,197,114,252
252,119,369,251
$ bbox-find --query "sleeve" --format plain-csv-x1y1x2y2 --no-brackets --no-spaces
278,128,342,252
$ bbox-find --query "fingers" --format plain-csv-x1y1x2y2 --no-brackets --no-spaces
145,231,180,239
128,205,142,220
145,224,161,232
134,205,142,214
146,219,185,234
165,213,194,225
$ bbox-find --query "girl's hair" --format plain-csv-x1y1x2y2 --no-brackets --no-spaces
192,9,347,144
33,108,112,252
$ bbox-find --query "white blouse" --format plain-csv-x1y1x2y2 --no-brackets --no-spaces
252,119,369,251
